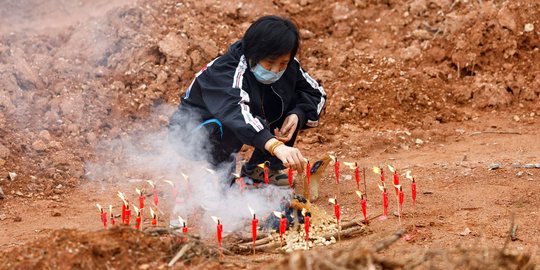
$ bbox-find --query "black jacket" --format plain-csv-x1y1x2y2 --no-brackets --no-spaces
173,41,326,151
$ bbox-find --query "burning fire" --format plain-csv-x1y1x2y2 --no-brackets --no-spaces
273,211,283,218
178,216,186,226
406,170,413,180
211,216,220,224
117,191,128,206
328,198,337,205
373,166,381,174
387,164,396,173
163,180,174,187
343,161,357,169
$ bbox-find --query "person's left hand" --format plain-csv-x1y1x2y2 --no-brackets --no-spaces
274,114,298,142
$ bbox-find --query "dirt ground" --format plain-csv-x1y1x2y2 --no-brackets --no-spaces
0,0,539,269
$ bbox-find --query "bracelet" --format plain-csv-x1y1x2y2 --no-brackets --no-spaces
268,140,284,156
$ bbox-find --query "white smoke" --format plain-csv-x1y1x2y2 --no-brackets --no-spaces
85,104,291,235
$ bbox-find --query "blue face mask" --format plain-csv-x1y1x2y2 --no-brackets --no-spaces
251,64,285,84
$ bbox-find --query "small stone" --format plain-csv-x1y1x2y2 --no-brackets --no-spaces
488,163,501,170
15,191,24,197
8,172,17,181
51,212,62,217
415,138,424,145
459,227,471,236
32,140,48,151
0,214,6,221
13,216,22,222
286,248,293,253
513,115,520,122
138,264,150,270
516,171,524,177
0,187,4,199
524,23,534,32
324,241,331,246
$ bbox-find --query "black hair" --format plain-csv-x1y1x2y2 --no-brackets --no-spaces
242,15,300,66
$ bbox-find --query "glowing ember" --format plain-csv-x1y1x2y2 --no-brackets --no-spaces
388,164,395,173
373,166,381,174
343,161,357,169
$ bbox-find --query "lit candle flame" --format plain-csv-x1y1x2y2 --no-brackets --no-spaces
231,173,241,178
109,205,112,214
301,208,307,217
328,198,337,205
248,206,255,217
388,164,395,173
406,170,413,180
178,216,185,226
394,184,401,190
343,161,357,169
257,162,267,169
273,211,282,218
373,166,381,174
355,190,363,198
135,188,142,196
206,168,216,175
96,203,102,212
117,191,128,206
150,207,156,218
132,205,140,216
147,180,155,188
181,172,189,182
211,216,220,224
163,180,174,187
329,155,336,162
378,183,386,192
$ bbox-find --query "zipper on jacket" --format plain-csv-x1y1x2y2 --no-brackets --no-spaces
269,86,284,126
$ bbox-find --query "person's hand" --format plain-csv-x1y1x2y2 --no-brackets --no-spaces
274,114,298,142
273,144,306,172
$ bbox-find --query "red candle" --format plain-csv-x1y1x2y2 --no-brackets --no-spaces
263,164,269,186
135,213,141,230
101,211,108,229
217,219,223,257
124,205,131,225
399,186,404,213
378,184,388,219
412,178,417,206
288,167,293,188
251,214,258,253
393,171,400,196
355,165,360,190
334,158,340,184
182,223,188,234
121,203,126,223
279,215,287,244
304,212,310,241
109,205,115,226
361,197,368,224
334,201,341,222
